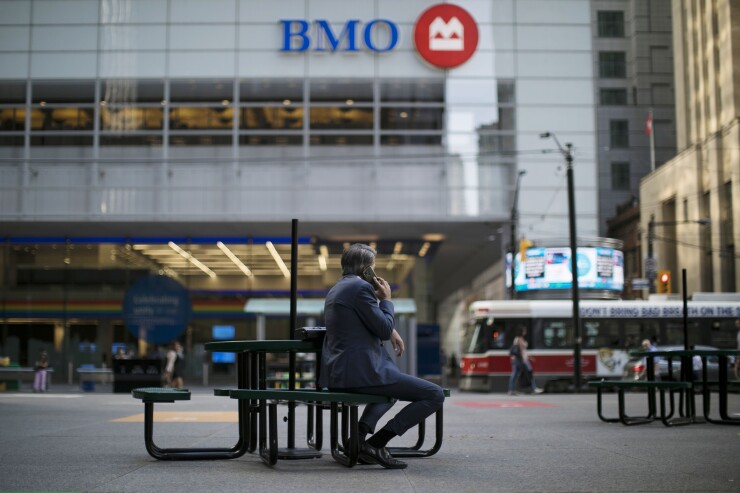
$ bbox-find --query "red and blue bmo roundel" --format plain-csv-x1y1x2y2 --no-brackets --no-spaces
414,3,478,69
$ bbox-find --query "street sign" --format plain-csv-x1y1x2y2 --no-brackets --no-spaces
631,278,650,289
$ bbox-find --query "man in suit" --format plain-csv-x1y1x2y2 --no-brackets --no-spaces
319,243,445,469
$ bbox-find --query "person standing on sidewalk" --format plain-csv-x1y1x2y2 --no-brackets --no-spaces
33,349,50,392
508,326,543,395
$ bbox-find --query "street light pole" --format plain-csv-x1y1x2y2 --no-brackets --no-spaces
540,133,581,392
509,170,526,300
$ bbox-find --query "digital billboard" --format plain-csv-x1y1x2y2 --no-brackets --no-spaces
513,246,623,292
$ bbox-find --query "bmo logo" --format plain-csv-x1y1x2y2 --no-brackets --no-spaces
414,4,478,68
279,3,478,69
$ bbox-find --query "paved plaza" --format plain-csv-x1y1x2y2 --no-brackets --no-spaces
0,385,738,493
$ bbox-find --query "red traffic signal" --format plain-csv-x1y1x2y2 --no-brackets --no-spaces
657,270,671,293
660,272,670,283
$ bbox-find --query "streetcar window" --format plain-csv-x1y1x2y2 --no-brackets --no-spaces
539,319,571,348
463,320,487,354
582,319,619,348
624,320,660,348
708,319,739,347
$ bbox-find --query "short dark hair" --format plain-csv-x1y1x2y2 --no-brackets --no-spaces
341,243,376,276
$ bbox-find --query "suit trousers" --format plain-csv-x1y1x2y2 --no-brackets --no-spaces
343,373,445,437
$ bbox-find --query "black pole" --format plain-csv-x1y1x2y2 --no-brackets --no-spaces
682,268,688,350
565,144,581,392
288,218,298,448
648,215,655,293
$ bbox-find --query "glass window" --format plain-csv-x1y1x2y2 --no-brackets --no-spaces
309,107,373,130
240,107,303,130
478,132,516,154
0,135,24,146
583,320,620,348
611,162,630,190
599,52,626,78
380,134,442,146
32,81,95,104
310,79,373,103
380,107,443,130
170,80,232,103
380,79,444,102
30,135,93,146
0,81,27,104
597,11,625,37
169,135,231,146
240,79,303,102
537,319,572,348
309,135,372,145
169,107,233,130
238,135,302,146
101,80,164,104
100,107,163,131
30,108,94,131
0,108,25,131
600,88,628,105
495,81,515,104
609,120,629,148
100,135,163,146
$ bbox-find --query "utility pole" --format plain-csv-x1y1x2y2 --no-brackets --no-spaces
540,133,581,392
509,170,526,300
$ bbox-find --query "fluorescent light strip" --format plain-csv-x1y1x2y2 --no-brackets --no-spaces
217,241,253,277
168,241,217,278
318,255,327,271
265,241,291,278
418,241,431,257
393,241,403,255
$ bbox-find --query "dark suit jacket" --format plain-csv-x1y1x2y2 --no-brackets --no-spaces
318,275,400,389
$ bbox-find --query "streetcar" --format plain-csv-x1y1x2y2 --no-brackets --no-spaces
459,299,740,392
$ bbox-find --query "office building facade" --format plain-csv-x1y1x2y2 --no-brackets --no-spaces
0,0,600,373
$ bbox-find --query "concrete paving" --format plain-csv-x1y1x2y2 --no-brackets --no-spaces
0,385,739,493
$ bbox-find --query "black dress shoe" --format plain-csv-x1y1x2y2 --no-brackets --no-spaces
358,442,407,469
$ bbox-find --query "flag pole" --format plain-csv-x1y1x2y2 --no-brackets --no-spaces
648,108,655,172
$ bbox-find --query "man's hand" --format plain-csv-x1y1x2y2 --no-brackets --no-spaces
391,329,405,356
374,276,392,301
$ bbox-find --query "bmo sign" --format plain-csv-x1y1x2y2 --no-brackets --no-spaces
280,3,478,69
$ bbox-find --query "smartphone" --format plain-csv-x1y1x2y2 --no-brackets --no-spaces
362,266,377,284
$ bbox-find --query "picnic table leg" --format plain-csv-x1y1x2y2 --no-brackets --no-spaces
717,356,740,424
142,401,250,460
249,352,259,453
389,407,444,458
618,388,653,425
306,401,324,451
593,386,620,423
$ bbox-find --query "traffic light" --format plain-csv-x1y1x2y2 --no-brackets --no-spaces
519,238,533,259
657,270,671,293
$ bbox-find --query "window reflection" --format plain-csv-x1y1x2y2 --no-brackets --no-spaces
100,135,163,146
169,135,231,146
0,135,23,146
101,107,163,130
310,107,373,130
169,107,233,130
380,79,444,102
0,108,25,131
31,135,93,146
241,79,303,102
102,80,164,104
380,107,443,130
31,108,94,131
32,82,95,104
239,135,302,146
0,81,26,104
310,79,373,103
309,135,372,145
170,80,232,102
240,107,303,130
380,135,442,146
